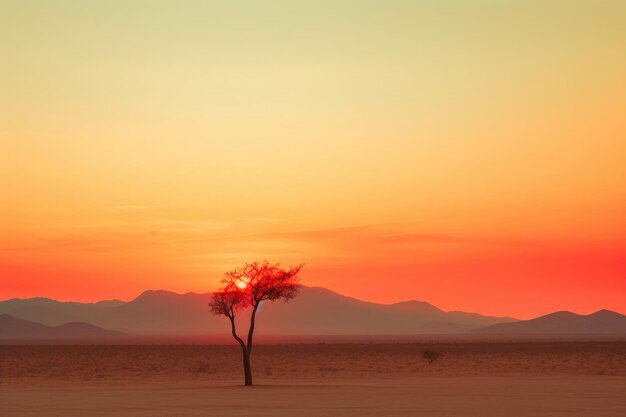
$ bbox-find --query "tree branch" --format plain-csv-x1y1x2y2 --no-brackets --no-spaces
228,313,246,351
247,303,260,355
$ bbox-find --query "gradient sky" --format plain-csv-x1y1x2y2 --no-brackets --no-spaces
2,1,625,318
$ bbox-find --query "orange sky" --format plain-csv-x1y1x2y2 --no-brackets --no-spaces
1,1,626,318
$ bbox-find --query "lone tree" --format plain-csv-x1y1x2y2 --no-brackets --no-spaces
209,261,302,386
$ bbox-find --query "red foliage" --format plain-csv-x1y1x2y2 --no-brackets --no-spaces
210,261,302,315
208,261,303,385
209,288,246,318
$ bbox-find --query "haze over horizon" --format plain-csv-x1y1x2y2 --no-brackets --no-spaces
2,1,625,319
3,281,626,321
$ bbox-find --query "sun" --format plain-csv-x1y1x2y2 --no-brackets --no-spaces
236,280,248,290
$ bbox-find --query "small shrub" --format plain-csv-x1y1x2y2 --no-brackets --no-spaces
422,350,442,364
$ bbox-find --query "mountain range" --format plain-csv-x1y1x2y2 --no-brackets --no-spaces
1,286,625,341
473,309,626,335
0,314,125,341
0,286,514,337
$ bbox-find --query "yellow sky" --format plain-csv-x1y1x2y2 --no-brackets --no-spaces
1,1,625,317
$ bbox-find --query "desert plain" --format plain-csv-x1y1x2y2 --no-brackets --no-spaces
1,341,626,416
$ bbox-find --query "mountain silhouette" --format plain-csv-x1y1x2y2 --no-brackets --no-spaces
0,297,124,327
250,287,513,334
0,314,126,341
473,309,626,334
0,286,514,336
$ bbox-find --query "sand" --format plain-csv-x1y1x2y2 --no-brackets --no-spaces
1,342,626,416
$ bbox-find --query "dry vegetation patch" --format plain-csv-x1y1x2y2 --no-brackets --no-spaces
1,342,625,384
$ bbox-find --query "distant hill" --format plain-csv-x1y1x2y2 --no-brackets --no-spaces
0,297,124,327
249,287,515,335
0,287,515,336
97,290,221,335
473,310,626,335
3,289,624,339
0,314,126,341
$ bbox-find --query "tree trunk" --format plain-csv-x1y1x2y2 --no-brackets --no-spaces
229,314,253,386
241,303,259,386
247,304,259,355
243,349,253,386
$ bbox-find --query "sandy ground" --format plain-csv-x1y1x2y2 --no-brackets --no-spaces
2,376,626,417
1,343,626,416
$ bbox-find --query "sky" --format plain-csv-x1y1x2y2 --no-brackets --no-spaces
1,1,625,319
